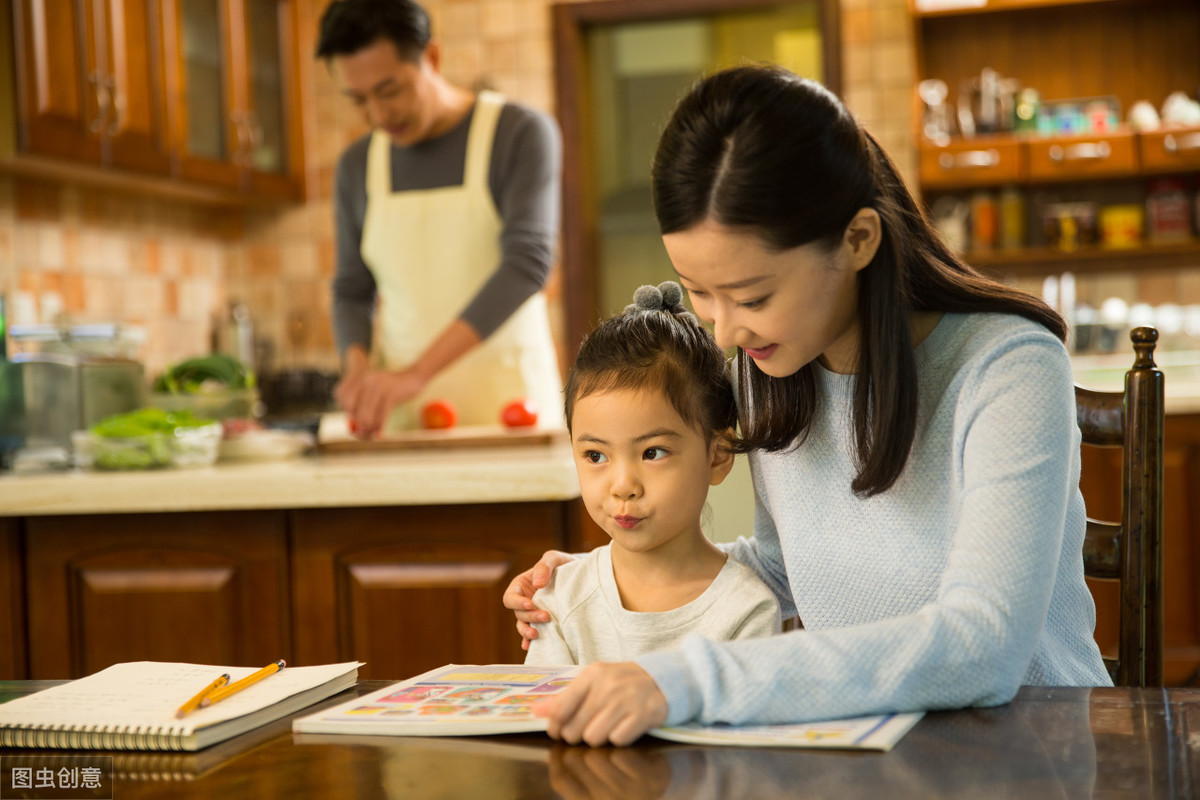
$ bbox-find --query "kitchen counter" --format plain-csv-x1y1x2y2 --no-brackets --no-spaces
1072,349,1200,414
0,442,580,516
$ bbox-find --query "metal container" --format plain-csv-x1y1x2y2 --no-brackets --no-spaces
2,324,145,471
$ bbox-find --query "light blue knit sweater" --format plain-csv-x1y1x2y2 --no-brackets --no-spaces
636,312,1112,725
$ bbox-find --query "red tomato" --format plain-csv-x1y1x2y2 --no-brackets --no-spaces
422,399,458,430
500,398,539,428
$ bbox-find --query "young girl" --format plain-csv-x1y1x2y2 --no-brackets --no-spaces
505,65,1110,746
524,281,780,666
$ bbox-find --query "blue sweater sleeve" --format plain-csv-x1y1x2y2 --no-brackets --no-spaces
637,329,1104,726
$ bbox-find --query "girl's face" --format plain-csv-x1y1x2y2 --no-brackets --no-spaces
663,214,878,376
570,387,732,556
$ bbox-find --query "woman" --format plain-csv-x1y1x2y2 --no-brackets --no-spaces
504,65,1110,747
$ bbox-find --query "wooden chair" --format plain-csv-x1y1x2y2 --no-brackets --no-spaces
1075,326,1165,687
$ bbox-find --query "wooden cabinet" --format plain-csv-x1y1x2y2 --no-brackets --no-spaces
23,511,292,679
291,503,577,681
5,498,582,680
6,0,305,203
918,136,1023,190
910,0,1200,278
12,0,171,174
0,517,25,680
1140,128,1200,175
1080,414,1200,686
164,0,301,200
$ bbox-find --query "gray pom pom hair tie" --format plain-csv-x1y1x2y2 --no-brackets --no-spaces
623,281,689,316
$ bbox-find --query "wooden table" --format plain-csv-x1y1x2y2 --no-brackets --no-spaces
2,683,1198,798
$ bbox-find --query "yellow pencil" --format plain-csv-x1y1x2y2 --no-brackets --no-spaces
199,660,286,708
175,673,230,719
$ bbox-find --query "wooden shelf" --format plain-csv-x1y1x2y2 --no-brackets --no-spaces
967,239,1200,277
912,0,1128,19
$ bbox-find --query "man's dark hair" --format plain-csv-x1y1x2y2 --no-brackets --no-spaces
315,0,432,62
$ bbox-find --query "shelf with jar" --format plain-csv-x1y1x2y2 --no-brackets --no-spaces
908,0,1200,276
927,176,1200,278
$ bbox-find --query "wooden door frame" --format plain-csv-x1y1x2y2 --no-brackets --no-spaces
551,0,842,354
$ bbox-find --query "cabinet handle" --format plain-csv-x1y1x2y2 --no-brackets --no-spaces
105,76,122,138
247,111,264,149
86,72,109,134
230,111,250,165
938,149,1000,170
1164,133,1200,153
1048,141,1112,162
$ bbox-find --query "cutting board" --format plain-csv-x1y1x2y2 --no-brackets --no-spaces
317,412,566,454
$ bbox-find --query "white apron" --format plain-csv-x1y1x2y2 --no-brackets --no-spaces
360,91,563,431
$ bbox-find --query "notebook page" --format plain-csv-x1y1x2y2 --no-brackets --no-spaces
0,662,361,733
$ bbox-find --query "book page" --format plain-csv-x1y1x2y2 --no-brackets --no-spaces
295,664,579,735
0,661,362,733
650,711,924,751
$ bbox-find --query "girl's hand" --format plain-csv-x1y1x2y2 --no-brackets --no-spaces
533,663,668,747
502,550,574,649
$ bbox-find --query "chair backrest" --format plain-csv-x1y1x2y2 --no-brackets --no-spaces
1075,326,1165,687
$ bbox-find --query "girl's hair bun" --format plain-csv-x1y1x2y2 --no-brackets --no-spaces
626,281,685,314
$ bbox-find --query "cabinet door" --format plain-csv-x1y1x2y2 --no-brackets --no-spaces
97,0,170,173
12,0,104,163
25,511,291,679
291,503,572,680
1140,128,1200,175
0,517,26,680
239,0,299,200
164,0,242,189
918,138,1023,190
1026,133,1137,183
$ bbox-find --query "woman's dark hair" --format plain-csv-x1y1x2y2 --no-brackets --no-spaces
651,64,1066,497
315,0,431,62
565,286,737,444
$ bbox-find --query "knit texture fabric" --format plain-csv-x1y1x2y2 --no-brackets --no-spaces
636,312,1112,726
525,544,781,665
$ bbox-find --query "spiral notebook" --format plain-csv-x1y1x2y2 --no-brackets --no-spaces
0,661,362,752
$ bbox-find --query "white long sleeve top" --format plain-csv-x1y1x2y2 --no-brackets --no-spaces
524,544,781,666
636,312,1112,725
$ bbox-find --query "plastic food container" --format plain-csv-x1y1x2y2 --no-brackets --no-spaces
72,423,222,470
149,389,260,420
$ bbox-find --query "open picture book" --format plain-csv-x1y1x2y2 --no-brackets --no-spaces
0,661,362,752
291,664,923,751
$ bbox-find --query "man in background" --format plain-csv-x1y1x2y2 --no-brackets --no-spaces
316,0,563,436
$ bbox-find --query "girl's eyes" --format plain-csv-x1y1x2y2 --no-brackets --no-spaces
643,447,668,461
582,450,607,464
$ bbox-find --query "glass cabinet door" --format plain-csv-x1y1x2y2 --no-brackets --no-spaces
178,0,230,163
244,0,287,175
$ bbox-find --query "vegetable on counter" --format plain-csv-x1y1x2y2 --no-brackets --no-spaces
421,399,458,430
500,398,539,428
85,407,220,470
153,353,255,394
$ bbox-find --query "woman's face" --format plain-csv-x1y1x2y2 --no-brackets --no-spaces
663,216,875,376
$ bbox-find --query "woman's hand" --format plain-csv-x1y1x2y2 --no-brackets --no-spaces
503,550,574,649
534,663,668,747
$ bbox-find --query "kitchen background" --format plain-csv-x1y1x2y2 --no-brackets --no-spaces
0,0,920,376
1,0,1197,538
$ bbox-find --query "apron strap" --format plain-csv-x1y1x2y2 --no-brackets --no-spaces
365,130,392,198
464,91,504,190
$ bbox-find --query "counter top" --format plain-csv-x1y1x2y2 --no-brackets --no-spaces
1072,350,1200,414
0,442,581,517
